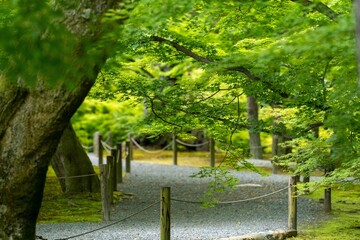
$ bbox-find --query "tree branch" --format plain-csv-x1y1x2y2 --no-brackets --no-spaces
151,36,212,64
291,0,339,20
151,36,289,98
304,122,324,133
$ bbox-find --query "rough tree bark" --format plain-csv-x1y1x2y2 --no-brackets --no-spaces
51,124,100,193
0,1,119,239
247,96,262,159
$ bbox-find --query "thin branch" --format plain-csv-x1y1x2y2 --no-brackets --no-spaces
217,96,242,169
193,89,221,104
140,67,155,78
304,122,324,133
291,0,339,20
151,36,212,64
148,97,183,129
226,66,261,81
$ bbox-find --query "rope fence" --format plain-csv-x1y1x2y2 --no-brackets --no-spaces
101,140,114,154
130,137,172,154
175,139,209,147
171,185,289,205
39,176,299,240
53,200,160,240
47,173,98,180
40,132,318,239
91,132,277,170
217,141,272,150
82,145,94,151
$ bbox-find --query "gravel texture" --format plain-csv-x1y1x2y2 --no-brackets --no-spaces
37,162,327,240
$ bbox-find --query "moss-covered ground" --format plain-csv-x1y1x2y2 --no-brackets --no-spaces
37,166,102,223
292,184,360,240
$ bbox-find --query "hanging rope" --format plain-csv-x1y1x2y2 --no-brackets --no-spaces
54,200,160,240
47,173,98,180
82,145,94,151
176,139,209,147
101,140,114,153
130,137,172,154
171,186,289,205
217,141,272,150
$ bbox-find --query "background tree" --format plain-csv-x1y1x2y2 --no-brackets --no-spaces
51,124,100,193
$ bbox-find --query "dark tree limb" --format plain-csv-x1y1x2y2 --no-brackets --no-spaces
304,122,324,133
151,36,212,64
291,0,339,20
151,36,289,98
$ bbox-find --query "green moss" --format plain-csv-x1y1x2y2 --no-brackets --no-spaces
37,167,102,223
293,184,360,240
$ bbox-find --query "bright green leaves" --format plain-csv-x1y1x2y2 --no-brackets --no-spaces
191,166,239,207
0,1,78,86
0,0,119,88
71,99,144,145
88,0,360,186
274,137,333,175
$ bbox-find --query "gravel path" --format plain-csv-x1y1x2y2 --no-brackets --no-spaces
37,162,326,240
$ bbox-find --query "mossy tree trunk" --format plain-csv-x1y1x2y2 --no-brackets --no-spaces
0,1,119,239
0,81,95,240
51,124,100,193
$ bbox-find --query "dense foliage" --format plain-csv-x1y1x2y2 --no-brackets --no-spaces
0,2,359,237
2,0,359,199
71,99,143,146
89,0,360,186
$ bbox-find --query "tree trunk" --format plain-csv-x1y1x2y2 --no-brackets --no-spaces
0,1,118,239
51,124,100,193
271,106,285,174
0,82,94,240
272,129,285,174
247,96,262,159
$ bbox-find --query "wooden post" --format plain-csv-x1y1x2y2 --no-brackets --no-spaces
107,156,114,204
111,149,117,191
288,176,298,231
93,131,101,157
160,187,171,240
210,138,215,167
107,131,113,147
173,134,178,166
98,134,103,166
116,142,123,183
100,164,110,221
128,133,133,160
125,141,131,173
324,169,332,213
324,188,332,213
